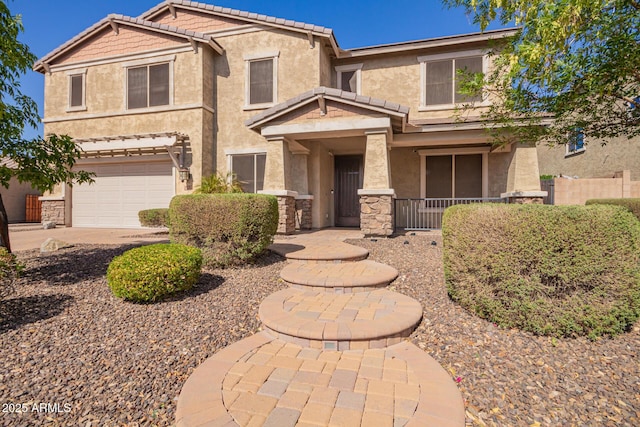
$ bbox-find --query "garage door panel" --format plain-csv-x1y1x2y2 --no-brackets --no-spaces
72,161,174,228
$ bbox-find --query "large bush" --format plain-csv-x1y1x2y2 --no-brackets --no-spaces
586,198,640,222
138,208,169,227
169,193,278,267
107,243,202,302
442,203,640,339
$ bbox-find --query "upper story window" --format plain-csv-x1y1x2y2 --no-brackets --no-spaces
127,63,170,110
566,129,585,156
335,64,363,94
66,68,86,111
418,50,487,110
245,52,279,109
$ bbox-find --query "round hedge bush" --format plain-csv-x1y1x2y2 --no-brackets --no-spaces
107,243,202,302
443,203,640,339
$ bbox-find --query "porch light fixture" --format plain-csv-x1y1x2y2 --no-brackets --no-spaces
179,168,190,182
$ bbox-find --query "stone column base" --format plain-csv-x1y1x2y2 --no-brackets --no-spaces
260,190,298,234
40,198,65,225
358,189,395,237
295,196,313,230
501,191,547,205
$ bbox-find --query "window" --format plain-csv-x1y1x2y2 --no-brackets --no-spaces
66,68,86,111
127,63,170,109
566,129,585,156
419,148,489,199
419,51,486,109
335,64,363,94
230,153,266,193
245,52,279,108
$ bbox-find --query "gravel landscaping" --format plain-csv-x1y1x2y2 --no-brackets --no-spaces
349,234,640,427
1,233,638,426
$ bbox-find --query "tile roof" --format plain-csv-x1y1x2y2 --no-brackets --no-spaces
34,14,223,71
141,0,334,36
245,87,410,128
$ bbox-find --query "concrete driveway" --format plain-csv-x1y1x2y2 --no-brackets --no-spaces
8,224,169,252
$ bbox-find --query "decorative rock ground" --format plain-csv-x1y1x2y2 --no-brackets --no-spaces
176,234,465,426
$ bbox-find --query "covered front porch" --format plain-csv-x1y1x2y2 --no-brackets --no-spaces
245,87,545,236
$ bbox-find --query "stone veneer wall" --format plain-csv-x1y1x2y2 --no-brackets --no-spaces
295,199,312,230
360,195,394,236
507,197,544,205
276,196,296,234
41,200,65,225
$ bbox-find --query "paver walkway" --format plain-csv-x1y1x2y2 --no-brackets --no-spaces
176,230,464,426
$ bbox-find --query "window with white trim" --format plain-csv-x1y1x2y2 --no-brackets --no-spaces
67,68,87,111
230,153,266,193
335,64,363,94
566,129,585,156
127,63,170,109
245,52,278,108
419,51,486,109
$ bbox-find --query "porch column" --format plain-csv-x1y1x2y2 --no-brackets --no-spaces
359,129,395,236
501,143,547,204
260,136,297,234
292,153,313,230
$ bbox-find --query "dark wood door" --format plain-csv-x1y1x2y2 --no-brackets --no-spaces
334,155,363,227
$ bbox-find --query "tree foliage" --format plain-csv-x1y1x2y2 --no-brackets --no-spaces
0,1,92,251
444,0,640,146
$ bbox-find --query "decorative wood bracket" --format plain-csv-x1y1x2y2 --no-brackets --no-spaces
109,19,119,35
318,95,326,116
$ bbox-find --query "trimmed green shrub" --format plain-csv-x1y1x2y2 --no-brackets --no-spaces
169,193,278,267
107,243,202,302
586,198,640,222
138,208,169,227
442,203,640,339
0,248,23,298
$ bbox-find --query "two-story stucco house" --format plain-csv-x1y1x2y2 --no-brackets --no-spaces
34,0,545,236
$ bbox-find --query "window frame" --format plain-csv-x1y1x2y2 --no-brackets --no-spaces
418,49,488,111
244,52,279,110
227,151,267,193
122,55,175,112
418,147,490,199
565,129,586,156
66,68,87,112
335,63,363,94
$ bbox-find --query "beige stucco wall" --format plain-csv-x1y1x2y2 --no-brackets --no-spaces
213,28,324,176
308,143,333,228
390,148,421,198
43,47,213,197
537,136,640,181
333,43,495,121
0,179,40,223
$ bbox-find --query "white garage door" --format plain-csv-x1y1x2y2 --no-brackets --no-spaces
73,161,174,228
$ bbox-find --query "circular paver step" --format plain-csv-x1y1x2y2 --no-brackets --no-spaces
280,259,399,291
270,241,369,263
176,333,465,427
259,288,423,350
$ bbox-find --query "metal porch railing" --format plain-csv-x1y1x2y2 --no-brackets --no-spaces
394,198,507,231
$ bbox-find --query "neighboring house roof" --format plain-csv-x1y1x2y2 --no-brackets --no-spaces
245,86,410,130
140,0,341,55
33,14,224,72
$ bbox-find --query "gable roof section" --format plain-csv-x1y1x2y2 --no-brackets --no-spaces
245,87,409,130
141,0,340,55
34,14,224,72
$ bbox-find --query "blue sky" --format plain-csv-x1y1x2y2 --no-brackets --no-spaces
11,0,507,139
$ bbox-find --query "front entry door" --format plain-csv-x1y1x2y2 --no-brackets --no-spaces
334,155,363,227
